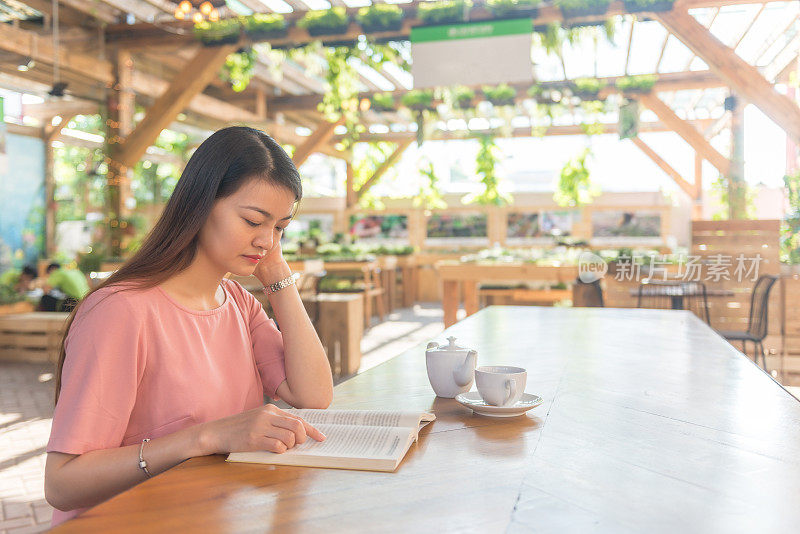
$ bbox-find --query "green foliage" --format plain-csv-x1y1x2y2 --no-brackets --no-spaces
623,0,674,10
356,3,404,31
618,99,639,140
556,0,611,13
463,134,513,206
417,0,472,25
486,0,541,17
221,48,257,92
401,89,435,111
0,283,26,305
574,77,605,95
783,171,800,263
317,46,363,150
193,18,241,45
241,13,287,36
616,74,658,93
451,85,476,109
482,84,517,106
370,93,396,112
413,160,448,210
353,142,395,210
579,100,606,136
297,8,350,35
555,148,599,207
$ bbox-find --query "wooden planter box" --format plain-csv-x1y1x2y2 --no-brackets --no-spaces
0,301,35,316
0,312,69,363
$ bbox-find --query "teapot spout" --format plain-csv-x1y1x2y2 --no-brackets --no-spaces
453,349,477,387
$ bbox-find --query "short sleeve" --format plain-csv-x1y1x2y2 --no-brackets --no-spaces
47,290,146,455
229,280,286,400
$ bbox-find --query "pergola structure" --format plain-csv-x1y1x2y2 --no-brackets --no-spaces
0,0,799,255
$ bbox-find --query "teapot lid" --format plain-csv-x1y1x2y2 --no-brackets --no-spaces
433,336,469,352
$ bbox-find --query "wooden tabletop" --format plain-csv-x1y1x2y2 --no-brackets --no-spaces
52,307,800,533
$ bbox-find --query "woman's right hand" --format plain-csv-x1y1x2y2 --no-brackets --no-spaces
198,404,326,455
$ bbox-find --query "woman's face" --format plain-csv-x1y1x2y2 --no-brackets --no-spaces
198,178,296,277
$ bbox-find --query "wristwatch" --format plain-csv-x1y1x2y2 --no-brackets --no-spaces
262,272,300,296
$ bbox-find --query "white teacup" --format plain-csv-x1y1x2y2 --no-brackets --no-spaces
475,366,527,407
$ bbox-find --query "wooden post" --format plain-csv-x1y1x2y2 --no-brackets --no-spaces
345,159,356,208
693,152,704,220
728,94,747,219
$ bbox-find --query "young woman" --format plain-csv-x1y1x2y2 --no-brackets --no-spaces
44,127,333,527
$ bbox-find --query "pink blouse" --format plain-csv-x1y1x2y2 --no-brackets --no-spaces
46,278,286,527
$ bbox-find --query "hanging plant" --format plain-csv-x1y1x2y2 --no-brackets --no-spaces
556,0,611,20
221,47,257,92
356,3,404,33
486,0,541,19
463,134,513,206
417,0,472,26
317,46,363,150
555,148,599,207
451,85,476,110
241,13,288,40
370,93,396,112
298,8,350,37
573,77,606,99
622,0,675,13
401,89,435,111
618,99,639,140
194,18,241,46
579,100,606,136
483,84,517,107
616,74,658,94
414,159,448,210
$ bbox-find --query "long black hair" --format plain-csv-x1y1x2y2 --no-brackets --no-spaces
54,126,302,404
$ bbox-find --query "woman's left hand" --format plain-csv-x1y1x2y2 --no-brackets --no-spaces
254,241,291,285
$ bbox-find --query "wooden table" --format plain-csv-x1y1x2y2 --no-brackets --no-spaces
436,261,579,327
52,307,800,533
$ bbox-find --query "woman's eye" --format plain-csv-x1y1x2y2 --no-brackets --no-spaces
276,226,286,233
244,219,260,227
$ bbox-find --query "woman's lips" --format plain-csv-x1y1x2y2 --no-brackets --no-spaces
242,255,261,264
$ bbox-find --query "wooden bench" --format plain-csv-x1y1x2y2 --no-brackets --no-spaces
0,312,70,363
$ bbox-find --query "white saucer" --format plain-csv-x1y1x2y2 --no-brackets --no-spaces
455,392,543,417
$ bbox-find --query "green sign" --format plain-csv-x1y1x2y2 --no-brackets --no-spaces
411,19,533,43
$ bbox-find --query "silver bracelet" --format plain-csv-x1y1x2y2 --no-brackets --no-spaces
262,272,300,296
138,438,152,478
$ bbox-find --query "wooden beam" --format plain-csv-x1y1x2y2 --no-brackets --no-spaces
630,136,695,198
269,70,724,114
116,45,236,168
292,118,344,167
655,8,800,143
344,119,714,142
0,23,113,84
356,139,413,201
733,3,767,51
639,92,730,176
693,151,703,220
103,0,793,49
346,159,356,208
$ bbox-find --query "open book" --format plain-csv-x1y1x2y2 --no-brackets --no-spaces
226,409,436,472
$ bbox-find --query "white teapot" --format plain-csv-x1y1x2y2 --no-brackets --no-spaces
425,336,477,398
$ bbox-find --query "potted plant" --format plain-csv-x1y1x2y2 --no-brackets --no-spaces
193,18,242,46
622,0,674,13
615,74,658,94
573,77,606,99
417,0,472,26
370,93,396,112
452,86,476,109
618,99,639,140
356,3,404,33
298,7,350,37
483,84,517,107
241,13,288,40
401,89,435,111
556,0,611,20
486,0,541,19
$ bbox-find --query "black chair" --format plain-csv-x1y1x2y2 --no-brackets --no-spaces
717,275,778,369
636,279,710,324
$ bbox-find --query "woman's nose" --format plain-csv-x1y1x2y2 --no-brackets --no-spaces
253,231,273,251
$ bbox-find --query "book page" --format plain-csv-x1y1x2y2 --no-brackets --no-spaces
284,409,433,430
280,423,413,460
